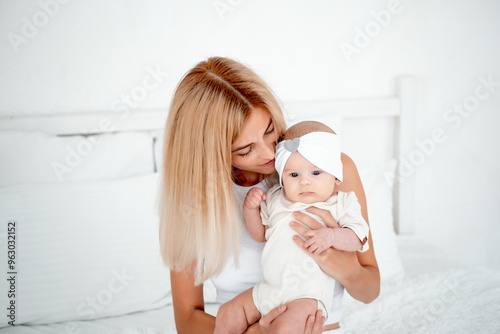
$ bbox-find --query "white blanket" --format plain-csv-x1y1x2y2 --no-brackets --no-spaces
342,267,500,333
3,239,500,334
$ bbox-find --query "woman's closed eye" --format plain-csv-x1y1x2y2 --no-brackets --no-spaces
238,146,253,157
237,123,274,157
265,124,275,135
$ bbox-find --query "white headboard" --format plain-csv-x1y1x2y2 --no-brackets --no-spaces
0,76,416,234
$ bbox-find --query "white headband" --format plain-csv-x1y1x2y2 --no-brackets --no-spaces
275,131,343,185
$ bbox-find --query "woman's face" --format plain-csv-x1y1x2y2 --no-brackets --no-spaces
231,107,280,177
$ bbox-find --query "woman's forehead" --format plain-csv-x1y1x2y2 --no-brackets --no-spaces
232,107,271,146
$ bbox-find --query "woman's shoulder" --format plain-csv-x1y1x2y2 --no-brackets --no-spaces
337,153,364,195
337,190,358,200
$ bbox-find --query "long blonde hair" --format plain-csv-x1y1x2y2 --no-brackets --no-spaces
159,57,286,284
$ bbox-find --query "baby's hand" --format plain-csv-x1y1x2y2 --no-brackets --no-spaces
243,187,266,211
303,227,335,255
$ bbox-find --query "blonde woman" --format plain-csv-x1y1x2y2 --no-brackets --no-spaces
159,57,380,333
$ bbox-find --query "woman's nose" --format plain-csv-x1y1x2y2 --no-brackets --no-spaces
260,141,275,160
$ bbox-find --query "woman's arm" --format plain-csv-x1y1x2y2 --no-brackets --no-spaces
290,153,380,303
171,268,215,334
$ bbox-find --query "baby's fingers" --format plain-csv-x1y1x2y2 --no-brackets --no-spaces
306,206,340,228
289,221,310,238
303,236,316,249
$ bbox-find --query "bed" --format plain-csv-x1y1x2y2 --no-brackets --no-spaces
1,76,499,334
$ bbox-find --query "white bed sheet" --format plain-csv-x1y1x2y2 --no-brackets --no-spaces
3,237,499,334
342,236,500,333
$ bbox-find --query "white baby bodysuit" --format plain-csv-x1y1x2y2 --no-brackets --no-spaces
252,184,369,318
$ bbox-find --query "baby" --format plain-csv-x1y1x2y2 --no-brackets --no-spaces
215,121,369,334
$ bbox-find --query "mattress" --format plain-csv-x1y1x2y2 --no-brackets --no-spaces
2,236,499,334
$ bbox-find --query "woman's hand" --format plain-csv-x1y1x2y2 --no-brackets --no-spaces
303,227,336,255
243,305,287,334
289,207,360,282
304,310,327,334
300,207,341,255
244,306,326,334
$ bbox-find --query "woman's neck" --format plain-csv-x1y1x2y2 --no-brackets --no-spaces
232,170,265,187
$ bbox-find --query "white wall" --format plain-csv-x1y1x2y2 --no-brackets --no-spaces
1,0,499,268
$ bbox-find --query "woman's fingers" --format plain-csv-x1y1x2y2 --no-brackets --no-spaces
292,233,309,253
289,221,310,238
292,211,323,230
258,304,287,328
304,314,315,334
313,309,326,333
306,206,340,229
303,310,325,334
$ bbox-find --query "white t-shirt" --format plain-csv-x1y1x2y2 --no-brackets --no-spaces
210,181,268,305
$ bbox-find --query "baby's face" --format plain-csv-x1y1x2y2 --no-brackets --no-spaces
281,152,339,204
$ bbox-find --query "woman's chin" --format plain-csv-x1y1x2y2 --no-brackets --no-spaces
259,165,276,175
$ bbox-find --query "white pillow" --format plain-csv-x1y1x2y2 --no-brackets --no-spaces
0,130,155,187
153,130,164,173
357,159,405,282
0,173,171,327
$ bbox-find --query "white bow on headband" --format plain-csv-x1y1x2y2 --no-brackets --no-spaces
275,131,343,185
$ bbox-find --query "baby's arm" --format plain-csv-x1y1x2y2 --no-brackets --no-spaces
304,227,362,254
304,192,369,255
243,187,267,243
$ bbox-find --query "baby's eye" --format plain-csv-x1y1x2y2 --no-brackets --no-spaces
312,171,321,175
291,172,299,177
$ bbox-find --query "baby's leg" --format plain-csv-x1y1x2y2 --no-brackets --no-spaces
269,298,318,334
214,287,261,334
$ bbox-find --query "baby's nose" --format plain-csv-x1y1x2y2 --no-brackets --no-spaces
300,177,311,186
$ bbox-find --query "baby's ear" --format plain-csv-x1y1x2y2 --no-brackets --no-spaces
335,178,342,185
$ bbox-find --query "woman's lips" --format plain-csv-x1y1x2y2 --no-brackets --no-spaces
260,158,275,167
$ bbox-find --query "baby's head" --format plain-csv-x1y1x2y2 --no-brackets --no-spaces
275,121,342,204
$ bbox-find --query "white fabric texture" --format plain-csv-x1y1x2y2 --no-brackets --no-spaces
275,131,343,185
357,159,405,281
209,180,268,305
3,237,500,333
253,184,369,320
0,130,154,187
340,266,500,333
0,173,171,327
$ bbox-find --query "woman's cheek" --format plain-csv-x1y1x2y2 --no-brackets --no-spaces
232,156,251,171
